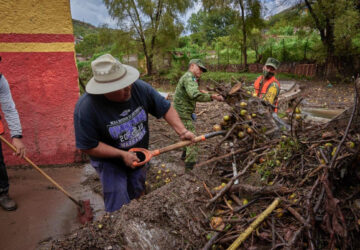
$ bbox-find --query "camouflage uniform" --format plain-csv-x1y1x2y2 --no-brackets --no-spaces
174,71,212,165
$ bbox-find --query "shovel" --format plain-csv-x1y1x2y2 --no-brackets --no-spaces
0,135,93,224
129,130,226,167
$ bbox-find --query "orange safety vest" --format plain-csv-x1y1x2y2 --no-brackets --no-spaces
254,75,280,112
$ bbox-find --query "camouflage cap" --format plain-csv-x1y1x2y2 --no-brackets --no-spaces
189,59,207,72
265,57,280,70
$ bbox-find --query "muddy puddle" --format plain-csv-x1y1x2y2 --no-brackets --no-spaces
302,107,345,119
0,164,104,250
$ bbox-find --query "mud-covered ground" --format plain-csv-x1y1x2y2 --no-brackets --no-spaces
298,80,355,109
40,79,356,249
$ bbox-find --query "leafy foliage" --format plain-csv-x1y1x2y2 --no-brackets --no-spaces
103,0,194,75
187,8,237,45
72,19,98,37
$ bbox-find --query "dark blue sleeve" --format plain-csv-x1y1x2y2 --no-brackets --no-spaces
73,95,100,150
135,80,171,119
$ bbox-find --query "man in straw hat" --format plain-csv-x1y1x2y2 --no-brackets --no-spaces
74,54,195,212
174,59,224,171
253,57,281,112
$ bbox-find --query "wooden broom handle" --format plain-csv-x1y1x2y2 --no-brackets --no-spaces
0,135,81,206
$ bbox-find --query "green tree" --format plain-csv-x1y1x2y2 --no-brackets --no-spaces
103,0,194,75
188,8,237,45
201,0,263,68
97,24,113,47
248,28,263,62
75,33,99,56
302,0,360,76
110,29,136,59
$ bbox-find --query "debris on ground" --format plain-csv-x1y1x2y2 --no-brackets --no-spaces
41,78,360,249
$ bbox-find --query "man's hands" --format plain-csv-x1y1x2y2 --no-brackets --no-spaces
122,151,140,169
12,137,26,158
211,94,224,102
179,130,196,141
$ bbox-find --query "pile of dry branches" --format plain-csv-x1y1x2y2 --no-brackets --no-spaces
198,79,360,249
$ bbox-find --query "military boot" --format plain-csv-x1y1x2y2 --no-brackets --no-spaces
0,193,17,211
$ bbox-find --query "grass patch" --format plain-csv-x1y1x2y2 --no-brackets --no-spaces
201,72,303,83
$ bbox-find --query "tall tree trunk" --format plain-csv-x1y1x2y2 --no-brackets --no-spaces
303,0,336,77
146,54,153,75
239,0,247,69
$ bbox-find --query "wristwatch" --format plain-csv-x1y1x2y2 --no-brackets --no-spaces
12,135,23,139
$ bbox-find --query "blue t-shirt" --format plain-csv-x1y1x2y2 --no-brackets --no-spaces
74,79,170,162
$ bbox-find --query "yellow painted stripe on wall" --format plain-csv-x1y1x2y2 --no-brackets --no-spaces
0,43,75,52
0,0,73,34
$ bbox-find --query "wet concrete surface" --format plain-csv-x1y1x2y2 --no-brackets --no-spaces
0,164,104,250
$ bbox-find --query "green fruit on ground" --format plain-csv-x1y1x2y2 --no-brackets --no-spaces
347,141,355,148
325,143,333,147
251,113,257,117
295,114,301,120
238,131,245,138
240,110,247,116
246,91,251,95
213,124,222,132
240,101,247,107
247,127,253,134
295,107,301,114
223,115,230,121
331,147,337,156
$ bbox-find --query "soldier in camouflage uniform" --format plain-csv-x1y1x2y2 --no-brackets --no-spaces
174,59,224,170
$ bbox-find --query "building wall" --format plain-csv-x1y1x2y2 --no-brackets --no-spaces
0,0,80,165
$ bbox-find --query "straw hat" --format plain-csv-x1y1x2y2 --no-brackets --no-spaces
85,54,140,94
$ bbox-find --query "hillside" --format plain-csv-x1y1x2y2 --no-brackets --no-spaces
72,19,98,37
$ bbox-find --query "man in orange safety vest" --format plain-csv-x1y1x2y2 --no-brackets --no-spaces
253,57,281,112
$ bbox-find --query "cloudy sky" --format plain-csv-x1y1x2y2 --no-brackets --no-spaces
70,0,202,29
70,0,294,29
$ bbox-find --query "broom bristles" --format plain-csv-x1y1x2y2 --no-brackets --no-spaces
77,199,93,224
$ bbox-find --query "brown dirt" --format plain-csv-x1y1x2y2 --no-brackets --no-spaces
298,80,354,109
40,79,357,249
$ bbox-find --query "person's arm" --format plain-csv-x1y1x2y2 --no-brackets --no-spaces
138,80,195,140
81,142,139,168
0,76,22,137
0,76,25,157
183,76,213,102
163,106,195,141
185,78,224,102
263,83,280,105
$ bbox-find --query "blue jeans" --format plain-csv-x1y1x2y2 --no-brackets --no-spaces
0,142,9,195
91,160,147,212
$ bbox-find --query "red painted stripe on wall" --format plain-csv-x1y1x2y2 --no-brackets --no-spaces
0,51,80,165
0,33,74,43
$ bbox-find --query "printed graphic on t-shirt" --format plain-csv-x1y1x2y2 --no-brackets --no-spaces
107,107,147,148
